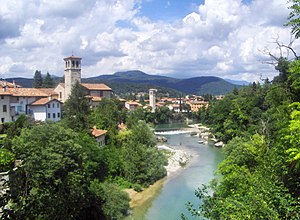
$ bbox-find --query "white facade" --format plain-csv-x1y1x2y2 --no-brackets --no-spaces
10,96,37,115
149,89,157,113
0,94,12,123
28,99,62,122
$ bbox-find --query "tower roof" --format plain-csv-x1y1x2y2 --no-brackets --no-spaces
64,56,82,60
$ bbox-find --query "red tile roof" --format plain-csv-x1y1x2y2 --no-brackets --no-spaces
126,101,142,106
0,91,12,95
91,126,107,137
0,80,22,88
81,83,112,91
29,98,62,106
6,88,54,97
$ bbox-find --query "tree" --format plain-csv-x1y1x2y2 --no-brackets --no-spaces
4,123,131,220
62,81,90,132
285,102,300,170
154,106,172,124
32,70,43,88
42,72,54,88
286,0,300,38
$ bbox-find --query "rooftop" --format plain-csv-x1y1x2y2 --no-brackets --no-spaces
29,98,61,106
6,88,52,97
91,126,107,137
81,83,112,91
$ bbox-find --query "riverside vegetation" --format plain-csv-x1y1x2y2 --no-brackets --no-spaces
184,3,300,219
0,81,168,220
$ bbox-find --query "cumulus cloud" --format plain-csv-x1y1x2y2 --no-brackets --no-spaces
0,0,297,82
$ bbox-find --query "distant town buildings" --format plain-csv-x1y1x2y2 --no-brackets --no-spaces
125,101,142,110
0,55,227,124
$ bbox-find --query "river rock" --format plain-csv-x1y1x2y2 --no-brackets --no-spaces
156,136,167,143
214,141,224,148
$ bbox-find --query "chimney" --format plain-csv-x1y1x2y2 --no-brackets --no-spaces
13,80,16,88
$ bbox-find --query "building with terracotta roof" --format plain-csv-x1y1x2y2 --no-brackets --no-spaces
125,101,142,110
28,98,62,122
54,56,112,104
0,91,14,123
0,80,21,89
0,56,112,124
187,100,209,112
91,126,107,147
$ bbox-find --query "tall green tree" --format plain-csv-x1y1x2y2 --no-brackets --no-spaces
32,70,43,88
42,72,54,88
62,81,90,132
5,123,114,219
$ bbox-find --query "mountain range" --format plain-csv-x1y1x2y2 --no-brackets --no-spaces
4,70,241,96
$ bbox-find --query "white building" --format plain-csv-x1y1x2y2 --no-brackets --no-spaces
125,101,142,110
91,126,107,147
0,91,13,123
28,98,62,122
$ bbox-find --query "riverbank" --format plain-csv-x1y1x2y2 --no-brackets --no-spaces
125,144,192,209
184,124,225,147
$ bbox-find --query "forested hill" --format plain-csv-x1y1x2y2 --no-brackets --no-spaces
81,70,240,95
5,70,240,96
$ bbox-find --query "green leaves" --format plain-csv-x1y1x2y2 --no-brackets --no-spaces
62,81,90,132
285,102,300,170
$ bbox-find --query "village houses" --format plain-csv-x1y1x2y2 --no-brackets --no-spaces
0,56,112,123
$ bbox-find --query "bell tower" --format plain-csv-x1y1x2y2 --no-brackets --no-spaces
64,55,82,100
149,88,157,112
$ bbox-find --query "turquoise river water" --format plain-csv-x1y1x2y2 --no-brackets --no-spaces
125,124,224,220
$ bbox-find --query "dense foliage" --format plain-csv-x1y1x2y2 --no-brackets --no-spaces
188,50,300,220
0,83,168,219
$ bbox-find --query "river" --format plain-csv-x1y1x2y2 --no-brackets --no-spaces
125,123,224,220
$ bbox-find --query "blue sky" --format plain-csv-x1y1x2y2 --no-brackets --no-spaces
140,0,202,21
0,0,297,82
140,0,252,21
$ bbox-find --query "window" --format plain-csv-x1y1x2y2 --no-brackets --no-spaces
1,118,4,123
59,92,62,99
52,103,55,108
48,104,50,108
57,103,60,108
48,113,51,118
3,105,7,112
1,96,3,99
57,113,60,118
53,113,56,118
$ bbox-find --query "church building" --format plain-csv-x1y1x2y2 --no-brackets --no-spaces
54,56,112,104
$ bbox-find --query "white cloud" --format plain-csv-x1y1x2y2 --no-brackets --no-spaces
0,0,297,82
